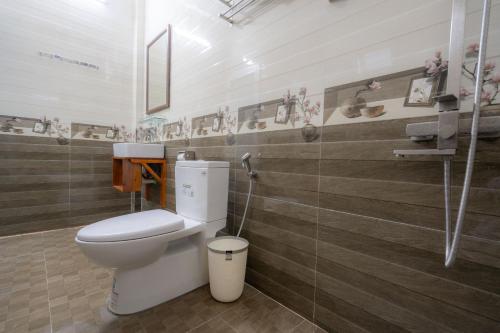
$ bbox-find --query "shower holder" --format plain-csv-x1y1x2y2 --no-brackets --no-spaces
405,116,500,141
393,116,500,157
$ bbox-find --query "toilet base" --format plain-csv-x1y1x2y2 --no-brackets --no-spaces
108,220,224,315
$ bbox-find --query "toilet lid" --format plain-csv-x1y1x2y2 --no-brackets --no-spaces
76,209,184,242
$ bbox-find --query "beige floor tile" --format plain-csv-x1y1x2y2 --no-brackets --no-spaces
291,320,328,333
0,233,44,259
221,292,304,333
191,316,237,333
1,228,315,333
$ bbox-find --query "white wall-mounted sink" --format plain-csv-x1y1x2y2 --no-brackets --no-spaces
113,143,165,158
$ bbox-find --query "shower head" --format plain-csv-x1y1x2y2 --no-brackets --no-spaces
240,152,257,178
241,152,251,162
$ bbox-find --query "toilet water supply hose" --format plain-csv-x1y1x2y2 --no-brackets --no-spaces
443,0,490,268
236,179,253,238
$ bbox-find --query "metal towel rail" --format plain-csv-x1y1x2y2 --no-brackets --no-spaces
219,0,259,24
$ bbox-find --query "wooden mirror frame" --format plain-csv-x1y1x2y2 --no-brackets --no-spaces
146,25,172,114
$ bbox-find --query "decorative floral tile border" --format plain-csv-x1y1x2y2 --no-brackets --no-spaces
236,87,323,142
191,106,237,141
71,122,134,142
0,114,135,145
0,114,70,144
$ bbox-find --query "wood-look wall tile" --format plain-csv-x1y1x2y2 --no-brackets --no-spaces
316,240,500,321
187,146,235,161
70,139,113,148
321,138,500,163
239,218,315,255
319,176,500,216
236,192,317,222
319,209,500,268
247,245,315,300
235,204,316,239
235,180,318,206
240,229,316,269
0,192,68,209
319,208,500,269
0,134,133,235
319,192,500,241
316,271,454,333
0,150,69,161
190,136,228,147
69,145,112,156
315,287,408,333
0,160,69,176
317,257,500,333
237,170,318,192
314,303,370,333
0,189,68,203
318,222,500,294
236,143,320,160
241,158,320,175
321,117,432,142
321,139,436,161
0,205,70,226
0,142,69,154
0,135,60,145
236,128,312,145
246,267,315,321
320,159,500,189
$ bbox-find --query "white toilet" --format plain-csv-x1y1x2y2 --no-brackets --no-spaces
75,160,230,315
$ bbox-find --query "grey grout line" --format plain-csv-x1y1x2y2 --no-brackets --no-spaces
219,316,240,332
42,249,53,333
287,318,306,332
311,127,323,326
186,314,219,332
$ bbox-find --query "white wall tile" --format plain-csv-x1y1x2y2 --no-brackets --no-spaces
0,0,140,132
139,0,500,129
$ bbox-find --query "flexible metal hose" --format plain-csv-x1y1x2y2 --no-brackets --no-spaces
236,178,253,238
443,0,490,268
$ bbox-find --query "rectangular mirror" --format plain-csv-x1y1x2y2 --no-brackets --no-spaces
146,25,171,114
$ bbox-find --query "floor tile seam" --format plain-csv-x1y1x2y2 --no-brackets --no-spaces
219,315,240,332
185,312,224,333
287,318,307,332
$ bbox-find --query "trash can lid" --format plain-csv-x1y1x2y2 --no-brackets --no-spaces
207,236,249,254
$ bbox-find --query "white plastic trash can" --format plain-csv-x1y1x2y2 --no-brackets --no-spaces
207,236,249,302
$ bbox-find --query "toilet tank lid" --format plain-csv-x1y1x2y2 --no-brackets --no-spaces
176,160,229,168
76,210,184,242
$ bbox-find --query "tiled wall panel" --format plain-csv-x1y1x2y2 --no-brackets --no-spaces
156,108,500,332
0,134,131,236
314,112,500,331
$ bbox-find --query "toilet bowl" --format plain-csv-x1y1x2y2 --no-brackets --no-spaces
75,160,230,314
76,209,186,269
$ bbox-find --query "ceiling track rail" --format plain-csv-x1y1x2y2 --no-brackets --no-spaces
219,0,258,24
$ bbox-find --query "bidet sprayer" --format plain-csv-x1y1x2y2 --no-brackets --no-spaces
240,152,257,178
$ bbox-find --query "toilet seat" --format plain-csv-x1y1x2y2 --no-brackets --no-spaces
76,209,184,242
